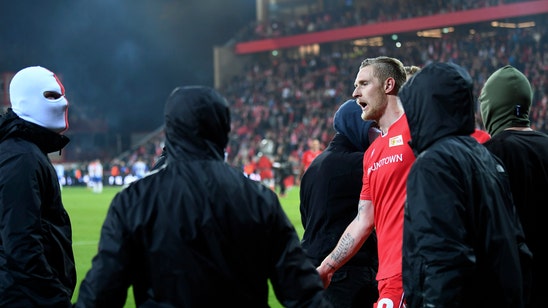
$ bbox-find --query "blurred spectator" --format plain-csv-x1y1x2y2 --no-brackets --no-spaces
88,158,104,193
272,144,293,197
470,128,491,143
299,138,323,182
108,159,124,186
131,156,149,179
54,163,66,190
256,152,275,190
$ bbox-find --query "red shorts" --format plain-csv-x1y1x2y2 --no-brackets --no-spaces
374,273,406,308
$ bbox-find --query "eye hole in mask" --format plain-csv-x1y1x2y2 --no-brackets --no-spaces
43,91,62,100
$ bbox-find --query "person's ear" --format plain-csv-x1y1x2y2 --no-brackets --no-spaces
385,77,395,93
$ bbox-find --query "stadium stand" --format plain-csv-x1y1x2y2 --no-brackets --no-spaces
39,1,548,188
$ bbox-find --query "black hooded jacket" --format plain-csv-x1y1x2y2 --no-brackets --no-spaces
300,133,378,268
399,63,532,308
0,109,75,307
76,86,328,307
300,99,379,269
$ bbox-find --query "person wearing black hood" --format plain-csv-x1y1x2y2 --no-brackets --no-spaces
480,65,548,308
75,85,330,307
399,62,532,308
300,99,380,307
0,66,76,306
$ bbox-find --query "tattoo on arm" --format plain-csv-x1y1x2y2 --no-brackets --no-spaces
355,204,365,221
330,233,354,264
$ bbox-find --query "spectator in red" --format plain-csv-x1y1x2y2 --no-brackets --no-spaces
299,138,322,183
256,153,274,190
470,128,491,143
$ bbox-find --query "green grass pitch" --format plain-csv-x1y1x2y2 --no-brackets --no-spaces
65,185,303,307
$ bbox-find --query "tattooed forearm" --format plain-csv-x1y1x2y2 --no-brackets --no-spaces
326,262,336,269
355,204,365,221
330,233,355,263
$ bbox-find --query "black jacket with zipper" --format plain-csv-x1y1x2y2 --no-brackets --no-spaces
0,108,75,307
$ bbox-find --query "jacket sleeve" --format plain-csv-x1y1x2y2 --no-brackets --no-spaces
75,193,131,307
0,153,71,305
267,197,331,308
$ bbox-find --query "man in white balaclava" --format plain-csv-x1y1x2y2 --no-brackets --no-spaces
0,66,76,306
9,66,69,133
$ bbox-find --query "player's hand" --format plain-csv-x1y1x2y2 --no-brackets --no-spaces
316,265,333,289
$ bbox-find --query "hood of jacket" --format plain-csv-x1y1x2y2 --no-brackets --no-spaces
333,99,378,152
399,62,475,154
0,108,69,153
164,86,231,162
479,65,533,136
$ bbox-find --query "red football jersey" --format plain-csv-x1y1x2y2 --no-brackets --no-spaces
361,114,415,280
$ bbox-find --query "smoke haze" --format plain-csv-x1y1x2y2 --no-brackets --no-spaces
0,0,255,137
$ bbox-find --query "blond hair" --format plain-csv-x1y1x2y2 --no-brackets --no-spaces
360,56,407,93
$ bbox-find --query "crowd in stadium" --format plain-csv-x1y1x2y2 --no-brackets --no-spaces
3,1,545,307
235,0,523,42
60,0,547,193
225,16,546,188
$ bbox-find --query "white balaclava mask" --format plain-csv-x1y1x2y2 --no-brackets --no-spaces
9,66,69,133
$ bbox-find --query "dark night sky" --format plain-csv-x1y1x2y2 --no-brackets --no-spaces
0,0,256,136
